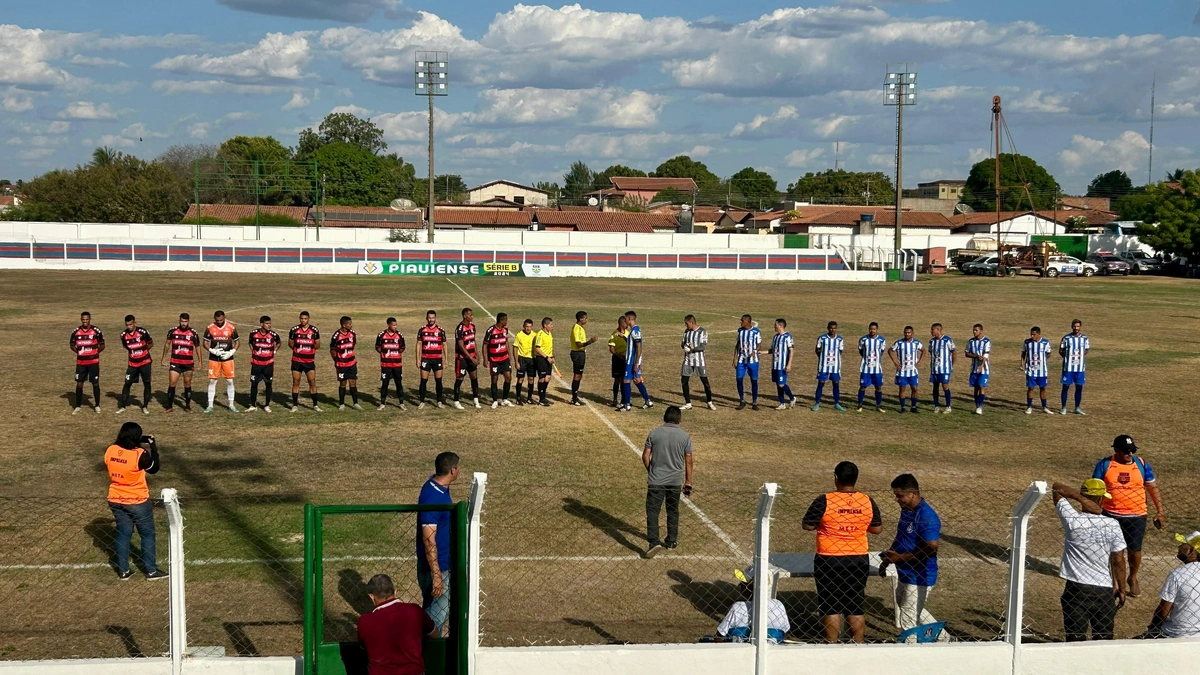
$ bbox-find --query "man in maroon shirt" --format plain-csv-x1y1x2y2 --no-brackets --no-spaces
358,574,435,675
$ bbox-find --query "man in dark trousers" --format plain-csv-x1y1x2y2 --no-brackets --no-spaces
357,573,436,675
418,452,459,635
104,422,167,580
1053,479,1128,641
642,405,693,559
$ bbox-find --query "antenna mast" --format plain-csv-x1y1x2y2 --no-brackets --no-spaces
1148,74,1156,185
993,96,1002,254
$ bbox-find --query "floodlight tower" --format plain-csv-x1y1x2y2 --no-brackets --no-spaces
415,51,448,243
884,64,917,273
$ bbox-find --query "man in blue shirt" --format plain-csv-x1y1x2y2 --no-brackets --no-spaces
880,473,948,641
417,451,459,634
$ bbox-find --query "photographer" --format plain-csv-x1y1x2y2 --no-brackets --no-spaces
104,422,167,580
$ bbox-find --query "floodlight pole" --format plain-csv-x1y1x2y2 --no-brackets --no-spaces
884,64,917,275
427,86,435,242
416,51,448,244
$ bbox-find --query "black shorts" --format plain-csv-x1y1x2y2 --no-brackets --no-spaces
489,360,511,375
534,356,553,378
380,366,403,381
813,554,869,617
570,351,586,375
1105,513,1147,552
517,356,535,378
336,365,359,381
291,361,315,374
124,364,152,384
611,354,625,379
250,364,275,382
75,364,100,383
169,363,193,374
420,359,443,373
456,356,478,378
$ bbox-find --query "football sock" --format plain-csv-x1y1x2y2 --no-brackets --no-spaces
570,379,580,399
944,388,951,407
142,382,151,408
681,376,691,404
777,385,786,404
700,377,712,402
381,383,390,403
527,381,536,401
832,384,840,405
454,379,462,401
539,381,548,401
909,396,917,409
75,387,84,408
166,386,176,409
350,387,358,405
225,381,235,407
1075,386,1083,408
857,389,866,407
784,384,794,402
932,391,940,407
263,381,272,405
92,383,101,407
471,379,479,399
875,390,883,407
249,380,260,406
750,380,758,404
502,380,511,401
899,393,906,410
636,382,650,403
120,382,132,408
183,388,192,406
814,381,825,405
1027,396,1033,408
1041,397,1048,409
338,388,346,405
419,380,428,402
490,382,498,401
622,382,632,406
434,378,444,403
737,377,745,401
310,392,318,406
207,380,217,407
612,381,620,402
1061,385,1069,408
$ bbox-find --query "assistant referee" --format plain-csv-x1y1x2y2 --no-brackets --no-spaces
569,311,597,406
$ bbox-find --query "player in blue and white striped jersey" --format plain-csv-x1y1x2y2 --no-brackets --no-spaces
1021,326,1054,414
734,315,761,411
680,315,715,411
813,321,846,412
889,326,925,413
928,323,956,414
1059,319,1090,415
760,318,796,410
856,322,887,412
620,311,652,411
965,323,991,415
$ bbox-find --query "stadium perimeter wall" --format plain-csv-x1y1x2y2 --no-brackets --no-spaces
0,656,298,674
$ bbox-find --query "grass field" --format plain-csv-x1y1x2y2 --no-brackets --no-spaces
1,269,1199,658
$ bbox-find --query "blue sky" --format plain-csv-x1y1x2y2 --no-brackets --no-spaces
4,0,1199,195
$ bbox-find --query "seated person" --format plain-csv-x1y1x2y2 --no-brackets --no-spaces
1147,532,1200,639
715,580,790,644
357,573,437,675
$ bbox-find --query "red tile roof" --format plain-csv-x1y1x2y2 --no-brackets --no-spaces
609,177,698,192
534,210,673,233
748,210,787,223
1060,196,1111,212
429,208,532,227
183,203,310,223
917,179,966,186
807,210,955,228
0,196,17,206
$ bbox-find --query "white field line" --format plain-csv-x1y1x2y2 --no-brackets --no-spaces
446,278,747,560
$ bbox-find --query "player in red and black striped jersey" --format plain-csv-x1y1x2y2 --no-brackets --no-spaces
375,318,406,411
288,311,321,411
247,315,281,413
416,310,448,409
484,313,516,408
453,307,481,409
117,314,154,414
330,315,361,410
70,311,105,414
162,312,201,412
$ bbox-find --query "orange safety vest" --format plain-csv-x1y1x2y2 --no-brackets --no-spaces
105,444,149,504
816,491,874,556
1101,456,1148,517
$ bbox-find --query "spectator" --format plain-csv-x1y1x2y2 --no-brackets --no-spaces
1053,480,1127,641
1093,434,1166,598
1146,531,1200,638
417,452,459,635
357,573,436,675
715,580,790,644
880,473,949,642
642,405,693,559
803,461,882,643
104,422,167,580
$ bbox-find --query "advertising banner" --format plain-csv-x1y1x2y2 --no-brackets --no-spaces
357,261,551,277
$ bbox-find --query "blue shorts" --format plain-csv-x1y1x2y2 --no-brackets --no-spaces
894,374,919,388
929,372,951,384
816,371,840,382
772,369,788,386
624,362,641,381
1061,371,1086,386
736,362,760,380
969,373,989,388
1026,375,1048,389
859,372,883,388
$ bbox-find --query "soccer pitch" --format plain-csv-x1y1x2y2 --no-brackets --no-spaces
1,269,1199,658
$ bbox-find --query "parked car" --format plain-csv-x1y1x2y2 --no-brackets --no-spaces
1118,251,1162,274
961,255,998,275
1045,256,1097,278
1086,254,1131,276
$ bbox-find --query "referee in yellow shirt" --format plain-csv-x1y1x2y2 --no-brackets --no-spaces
533,318,555,406
569,311,598,406
513,319,537,405
608,316,629,408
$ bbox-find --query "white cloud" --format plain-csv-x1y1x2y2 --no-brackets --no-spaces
217,0,406,22
564,132,678,159
468,87,668,129
868,153,895,168
154,32,312,82
1010,90,1071,114
730,106,799,138
812,113,861,138
47,121,70,134
122,122,167,140
58,101,117,120
19,147,56,161
283,91,311,110
97,134,136,148
688,145,713,158
68,55,128,68
152,80,291,95
187,112,256,139
2,86,37,112
785,148,826,168
372,108,464,142
968,147,990,164
0,25,75,88
1055,131,1182,177
458,141,557,159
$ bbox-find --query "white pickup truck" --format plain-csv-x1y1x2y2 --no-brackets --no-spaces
1044,256,1097,278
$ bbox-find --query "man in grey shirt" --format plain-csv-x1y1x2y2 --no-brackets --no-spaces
643,405,693,558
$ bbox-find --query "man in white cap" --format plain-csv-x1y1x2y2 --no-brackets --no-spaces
1148,531,1200,638
1053,479,1128,641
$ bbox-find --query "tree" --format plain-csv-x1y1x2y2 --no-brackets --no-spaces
310,143,394,206
2,154,190,223
651,155,719,190
217,136,292,163
1113,192,1156,222
729,167,779,209
1087,170,1134,199
156,144,218,178
1136,171,1200,257
90,146,121,168
961,153,1060,212
786,170,895,206
410,175,468,206
296,112,387,160
592,164,646,190
561,161,594,204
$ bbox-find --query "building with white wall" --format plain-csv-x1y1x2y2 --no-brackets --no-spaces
466,180,550,206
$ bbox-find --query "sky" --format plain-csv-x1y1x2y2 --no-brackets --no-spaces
3,0,1200,194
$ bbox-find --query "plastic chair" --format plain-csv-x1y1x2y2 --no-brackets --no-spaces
896,622,945,644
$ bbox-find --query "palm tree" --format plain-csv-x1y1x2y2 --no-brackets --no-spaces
90,146,120,167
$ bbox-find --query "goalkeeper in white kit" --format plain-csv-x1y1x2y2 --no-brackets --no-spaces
203,310,241,413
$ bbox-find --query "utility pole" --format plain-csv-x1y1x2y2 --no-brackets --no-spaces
885,64,917,274
1148,74,1156,185
993,96,1002,254
415,51,447,243
864,177,871,206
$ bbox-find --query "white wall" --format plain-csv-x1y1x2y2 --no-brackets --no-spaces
0,657,298,675
476,644,754,675
467,184,549,206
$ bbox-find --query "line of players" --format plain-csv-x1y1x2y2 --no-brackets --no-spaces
68,308,1091,416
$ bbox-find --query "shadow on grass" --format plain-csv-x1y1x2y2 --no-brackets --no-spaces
222,619,304,657
561,497,646,555
105,625,144,658
84,516,135,574
941,533,1059,577
338,568,375,616
562,618,629,645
